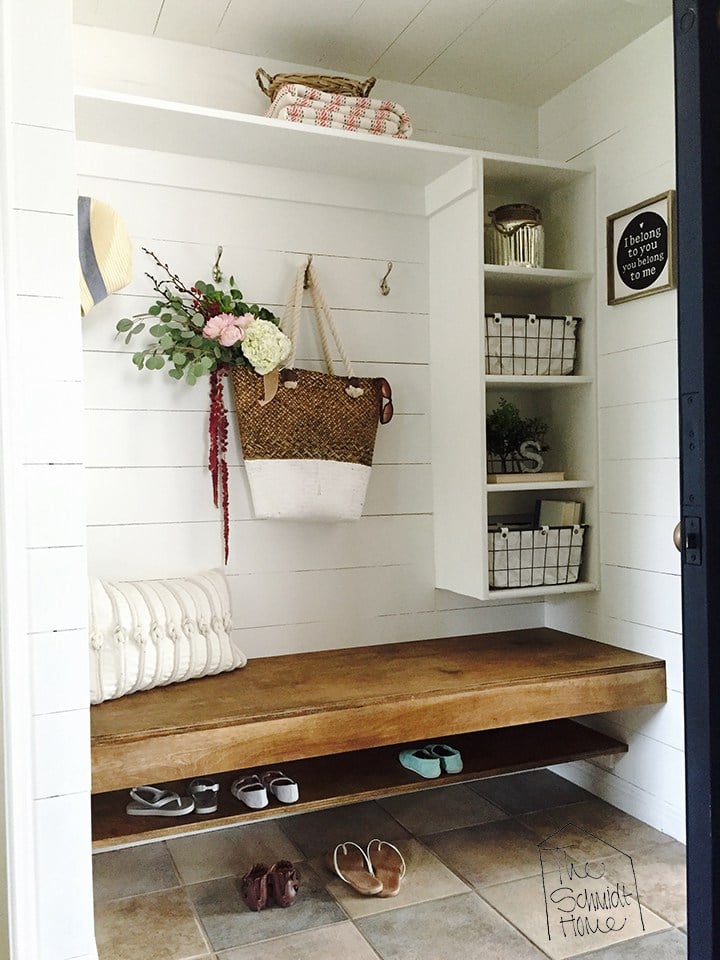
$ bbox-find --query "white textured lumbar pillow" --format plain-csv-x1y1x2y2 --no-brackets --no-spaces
88,569,246,704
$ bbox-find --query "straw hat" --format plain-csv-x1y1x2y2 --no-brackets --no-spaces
78,196,132,316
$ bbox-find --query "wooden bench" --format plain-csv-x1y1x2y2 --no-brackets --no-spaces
91,628,666,847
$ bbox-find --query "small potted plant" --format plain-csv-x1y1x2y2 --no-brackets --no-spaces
486,397,549,474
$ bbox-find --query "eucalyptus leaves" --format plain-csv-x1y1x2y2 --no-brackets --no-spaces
116,248,291,384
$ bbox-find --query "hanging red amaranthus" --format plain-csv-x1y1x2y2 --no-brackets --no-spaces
208,366,230,564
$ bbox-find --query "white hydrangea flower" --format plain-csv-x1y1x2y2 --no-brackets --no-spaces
240,318,292,375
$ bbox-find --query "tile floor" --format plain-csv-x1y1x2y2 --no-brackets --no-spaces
93,769,687,960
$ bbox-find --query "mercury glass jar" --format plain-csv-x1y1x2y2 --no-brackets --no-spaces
485,203,544,267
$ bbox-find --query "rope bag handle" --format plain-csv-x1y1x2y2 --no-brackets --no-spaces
281,261,364,398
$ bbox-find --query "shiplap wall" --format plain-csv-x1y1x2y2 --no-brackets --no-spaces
1,0,95,957
78,141,544,659
539,17,683,841
72,25,538,156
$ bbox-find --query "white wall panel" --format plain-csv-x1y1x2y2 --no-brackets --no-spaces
25,465,86,548
18,296,84,383
539,17,683,840
27,547,88,634
10,0,74,130
31,630,90,716
33,710,91,799
598,341,679,409
600,458,679,518
11,126,76,214
23,380,85,466
35,793,94,960
601,514,681,576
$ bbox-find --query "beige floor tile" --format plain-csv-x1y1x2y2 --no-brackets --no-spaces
520,800,675,856
471,769,594,814
567,928,687,959
480,873,670,959
317,837,469,918
377,783,507,835
167,821,303,884
93,842,180,903
280,801,410,859
186,863,345,952
605,840,686,927
215,922,379,959
356,892,548,960
424,818,545,887
94,888,209,960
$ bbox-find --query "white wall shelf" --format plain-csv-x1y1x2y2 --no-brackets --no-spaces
74,87,473,188
485,375,593,389
486,480,594,493
484,265,592,293
488,582,598,600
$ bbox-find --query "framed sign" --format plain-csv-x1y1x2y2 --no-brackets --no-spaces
606,190,676,305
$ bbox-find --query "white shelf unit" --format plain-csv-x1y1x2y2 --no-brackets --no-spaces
429,152,597,600
74,89,597,605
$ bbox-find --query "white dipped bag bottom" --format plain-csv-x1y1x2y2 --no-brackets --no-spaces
245,459,371,520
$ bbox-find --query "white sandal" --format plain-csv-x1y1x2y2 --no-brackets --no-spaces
126,785,195,817
231,774,268,809
261,770,299,804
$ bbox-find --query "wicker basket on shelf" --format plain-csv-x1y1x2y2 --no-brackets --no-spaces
256,67,376,102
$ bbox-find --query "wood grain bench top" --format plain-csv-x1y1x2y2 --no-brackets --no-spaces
90,629,666,793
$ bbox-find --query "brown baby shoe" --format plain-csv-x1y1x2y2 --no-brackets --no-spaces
268,860,300,907
240,863,270,911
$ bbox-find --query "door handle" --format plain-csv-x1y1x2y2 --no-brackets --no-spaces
673,522,682,552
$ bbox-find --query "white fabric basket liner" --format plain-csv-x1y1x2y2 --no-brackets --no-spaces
488,524,586,588
485,313,579,376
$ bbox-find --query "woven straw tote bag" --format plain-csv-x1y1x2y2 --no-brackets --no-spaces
231,262,393,521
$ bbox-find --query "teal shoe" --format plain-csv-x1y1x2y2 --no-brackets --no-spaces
399,748,441,779
425,743,463,774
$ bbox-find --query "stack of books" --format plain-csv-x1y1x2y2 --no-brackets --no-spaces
533,499,584,527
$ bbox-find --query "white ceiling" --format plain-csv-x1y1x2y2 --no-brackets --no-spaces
73,0,671,107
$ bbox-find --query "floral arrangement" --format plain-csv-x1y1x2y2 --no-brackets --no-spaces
117,247,291,382
117,248,292,562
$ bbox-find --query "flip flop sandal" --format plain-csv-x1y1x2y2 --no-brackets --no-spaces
240,863,270,911
268,860,300,908
366,839,406,898
126,785,195,817
188,777,220,814
231,774,269,809
261,770,299,804
425,743,463,774
325,841,383,896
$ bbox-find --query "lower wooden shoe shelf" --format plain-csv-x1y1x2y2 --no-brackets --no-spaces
90,628,666,848
92,720,627,847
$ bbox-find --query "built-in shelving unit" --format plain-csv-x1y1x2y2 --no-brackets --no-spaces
429,151,597,600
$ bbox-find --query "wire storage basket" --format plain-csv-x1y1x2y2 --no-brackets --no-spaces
484,313,580,376
488,523,587,589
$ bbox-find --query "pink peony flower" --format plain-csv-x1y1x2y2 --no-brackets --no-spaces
203,312,253,347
